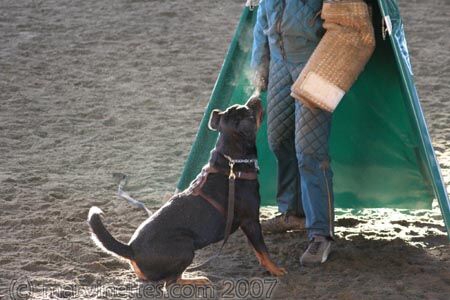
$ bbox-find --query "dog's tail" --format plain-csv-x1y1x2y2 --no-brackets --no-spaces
87,206,134,260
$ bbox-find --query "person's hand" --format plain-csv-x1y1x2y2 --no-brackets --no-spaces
245,0,259,10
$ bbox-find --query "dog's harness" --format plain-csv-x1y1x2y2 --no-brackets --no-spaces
184,151,259,270
189,161,258,213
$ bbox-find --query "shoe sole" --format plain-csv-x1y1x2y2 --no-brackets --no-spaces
300,242,331,267
262,228,306,234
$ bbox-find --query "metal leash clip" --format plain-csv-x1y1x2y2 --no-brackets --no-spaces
228,161,236,180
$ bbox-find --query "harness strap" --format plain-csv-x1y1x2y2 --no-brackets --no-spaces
207,165,258,181
196,190,226,216
185,155,258,271
222,169,236,248
194,164,257,221
189,164,257,217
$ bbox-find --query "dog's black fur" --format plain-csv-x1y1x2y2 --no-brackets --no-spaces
87,97,285,285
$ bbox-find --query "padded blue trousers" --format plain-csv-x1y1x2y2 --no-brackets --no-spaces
267,58,334,239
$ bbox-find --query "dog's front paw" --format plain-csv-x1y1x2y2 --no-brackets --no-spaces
255,251,288,276
268,265,287,277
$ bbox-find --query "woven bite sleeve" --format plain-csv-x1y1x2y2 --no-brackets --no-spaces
290,0,375,112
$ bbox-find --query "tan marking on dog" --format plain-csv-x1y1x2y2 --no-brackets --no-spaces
130,260,148,281
255,251,287,276
175,276,212,286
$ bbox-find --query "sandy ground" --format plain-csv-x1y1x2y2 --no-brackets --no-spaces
1,0,449,299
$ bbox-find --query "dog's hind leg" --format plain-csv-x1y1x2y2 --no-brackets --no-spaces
129,260,149,281
135,242,199,284
240,219,287,276
163,251,212,286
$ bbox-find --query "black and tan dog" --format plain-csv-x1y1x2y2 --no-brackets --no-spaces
87,97,286,285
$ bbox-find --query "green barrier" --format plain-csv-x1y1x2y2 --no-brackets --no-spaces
177,0,450,238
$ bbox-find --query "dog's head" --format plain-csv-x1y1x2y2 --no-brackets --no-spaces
208,96,263,155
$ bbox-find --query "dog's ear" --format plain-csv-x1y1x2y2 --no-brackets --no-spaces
245,96,262,109
208,109,222,131
245,96,263,128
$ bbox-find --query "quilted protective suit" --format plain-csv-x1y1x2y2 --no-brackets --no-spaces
251,0,334,239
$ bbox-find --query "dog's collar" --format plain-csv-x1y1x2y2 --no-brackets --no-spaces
222,154,259,170
215,151,259,179
207,164,258,181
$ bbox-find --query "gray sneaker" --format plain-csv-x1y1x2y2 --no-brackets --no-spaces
300,235,332,266
261,213,305,234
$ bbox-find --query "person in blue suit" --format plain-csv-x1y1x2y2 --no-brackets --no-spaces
251,0,334,266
